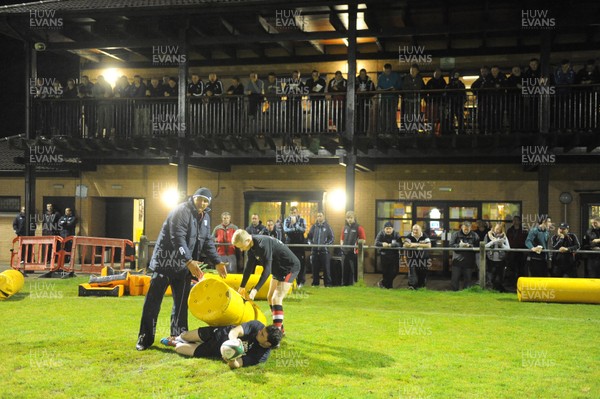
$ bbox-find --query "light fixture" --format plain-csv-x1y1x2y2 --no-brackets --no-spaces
438,187,452,192
328,189,346,212
112,184,122,189
53,184,64,189
102,68,121,87
161,187,180,209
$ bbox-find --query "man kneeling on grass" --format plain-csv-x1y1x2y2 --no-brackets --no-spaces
161,320,282,369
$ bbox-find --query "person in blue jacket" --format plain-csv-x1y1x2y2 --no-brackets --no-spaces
136,187,227,351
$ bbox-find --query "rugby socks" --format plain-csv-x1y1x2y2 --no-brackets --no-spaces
272,305,284,330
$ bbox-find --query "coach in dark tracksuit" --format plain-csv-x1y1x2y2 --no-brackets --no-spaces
137,188,227,351
375,222,401,289
307,212,334,287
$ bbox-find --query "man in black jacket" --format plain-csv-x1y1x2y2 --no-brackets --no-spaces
137,188,227,351
307,212,334,287
582,217,600,278
375,222,401,289
450,221,480,291
550,223,580,278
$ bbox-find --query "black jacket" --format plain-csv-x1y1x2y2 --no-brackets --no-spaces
150,198,221,275
450,230,480,267
42,210,61,235
246,223,267,235
58,214,77,237
13,212,26,236
307,221,334,254
551,233,580,266
375,230,401,258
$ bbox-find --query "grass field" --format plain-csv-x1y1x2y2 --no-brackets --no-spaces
1,275,599,399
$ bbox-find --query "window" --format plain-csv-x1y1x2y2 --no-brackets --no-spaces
375,201,412,236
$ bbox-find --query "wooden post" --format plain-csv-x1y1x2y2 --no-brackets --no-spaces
479,242,487,289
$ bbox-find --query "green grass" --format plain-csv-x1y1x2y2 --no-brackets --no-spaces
1,275,599,399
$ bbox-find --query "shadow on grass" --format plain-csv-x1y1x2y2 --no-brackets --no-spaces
3,292,28,301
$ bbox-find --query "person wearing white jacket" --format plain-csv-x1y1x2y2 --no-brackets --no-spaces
484,223,511,292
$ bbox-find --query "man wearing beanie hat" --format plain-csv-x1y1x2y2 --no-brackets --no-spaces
550,223,580,278
137,187,227,351
375,221,402,289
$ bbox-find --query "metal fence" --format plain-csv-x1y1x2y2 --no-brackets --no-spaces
31,84,600,139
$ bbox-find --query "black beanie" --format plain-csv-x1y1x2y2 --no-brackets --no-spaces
193,187,212,204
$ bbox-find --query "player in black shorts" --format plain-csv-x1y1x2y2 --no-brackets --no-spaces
161,320,282,369
230,230,300,332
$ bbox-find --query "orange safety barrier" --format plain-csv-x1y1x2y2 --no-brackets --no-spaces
62,236,135,274
10,236,65,273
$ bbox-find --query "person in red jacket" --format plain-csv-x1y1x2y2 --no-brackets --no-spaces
340,211,366,285
212,212,239,273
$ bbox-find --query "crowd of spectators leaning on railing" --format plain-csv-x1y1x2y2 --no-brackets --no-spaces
31,57,600,137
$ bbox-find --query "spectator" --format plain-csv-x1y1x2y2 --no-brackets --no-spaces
58,208,77,262
327,71,347,132
264,219,283,241
446,70,466,134
525,215,552,277
554,59,576,87
113,76,130,98
129,75,149,136
576,59,600,84
13,206,31,262
377,63,401,132
504,66,523,131
62,79,78,99
486,65,507,133
92,75,114,137
305,69,327,132
582,216,600,278
450,221,480,291
550,223,580,278
523,58,541,131
163,77,178,97
137,188,227,351
205,73,224,97
245,72,264,121
187,73,204,97
246,213,267,235
212,212,239,273
146,77,163,97
400,64,425,134
80,75,94,97
471,66,490,134
265,72,282,134
283,206,307,288
506,215,528,284
42,203,61,262
484,222,510,292
403,224,431,290
340,211,366,286
355,68,376,135
425,68,446,135
307,212,334,287
227,76,245,95
474,220,489,241
523,58,541,80
286,70,304,136
375,221,401,289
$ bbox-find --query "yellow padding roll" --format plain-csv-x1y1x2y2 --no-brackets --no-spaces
202,266,294,300
517,277,600,304
188,278,266,326
0,270,25,300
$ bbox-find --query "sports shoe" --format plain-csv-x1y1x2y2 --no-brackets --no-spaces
136,335,148,351
160,337,176,347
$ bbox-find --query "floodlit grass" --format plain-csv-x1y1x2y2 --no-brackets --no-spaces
1,275,599,399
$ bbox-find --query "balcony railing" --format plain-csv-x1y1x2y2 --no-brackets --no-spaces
30,85,600,140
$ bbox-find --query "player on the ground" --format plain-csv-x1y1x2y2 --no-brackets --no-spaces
161,320,282,369
231,229,300,333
